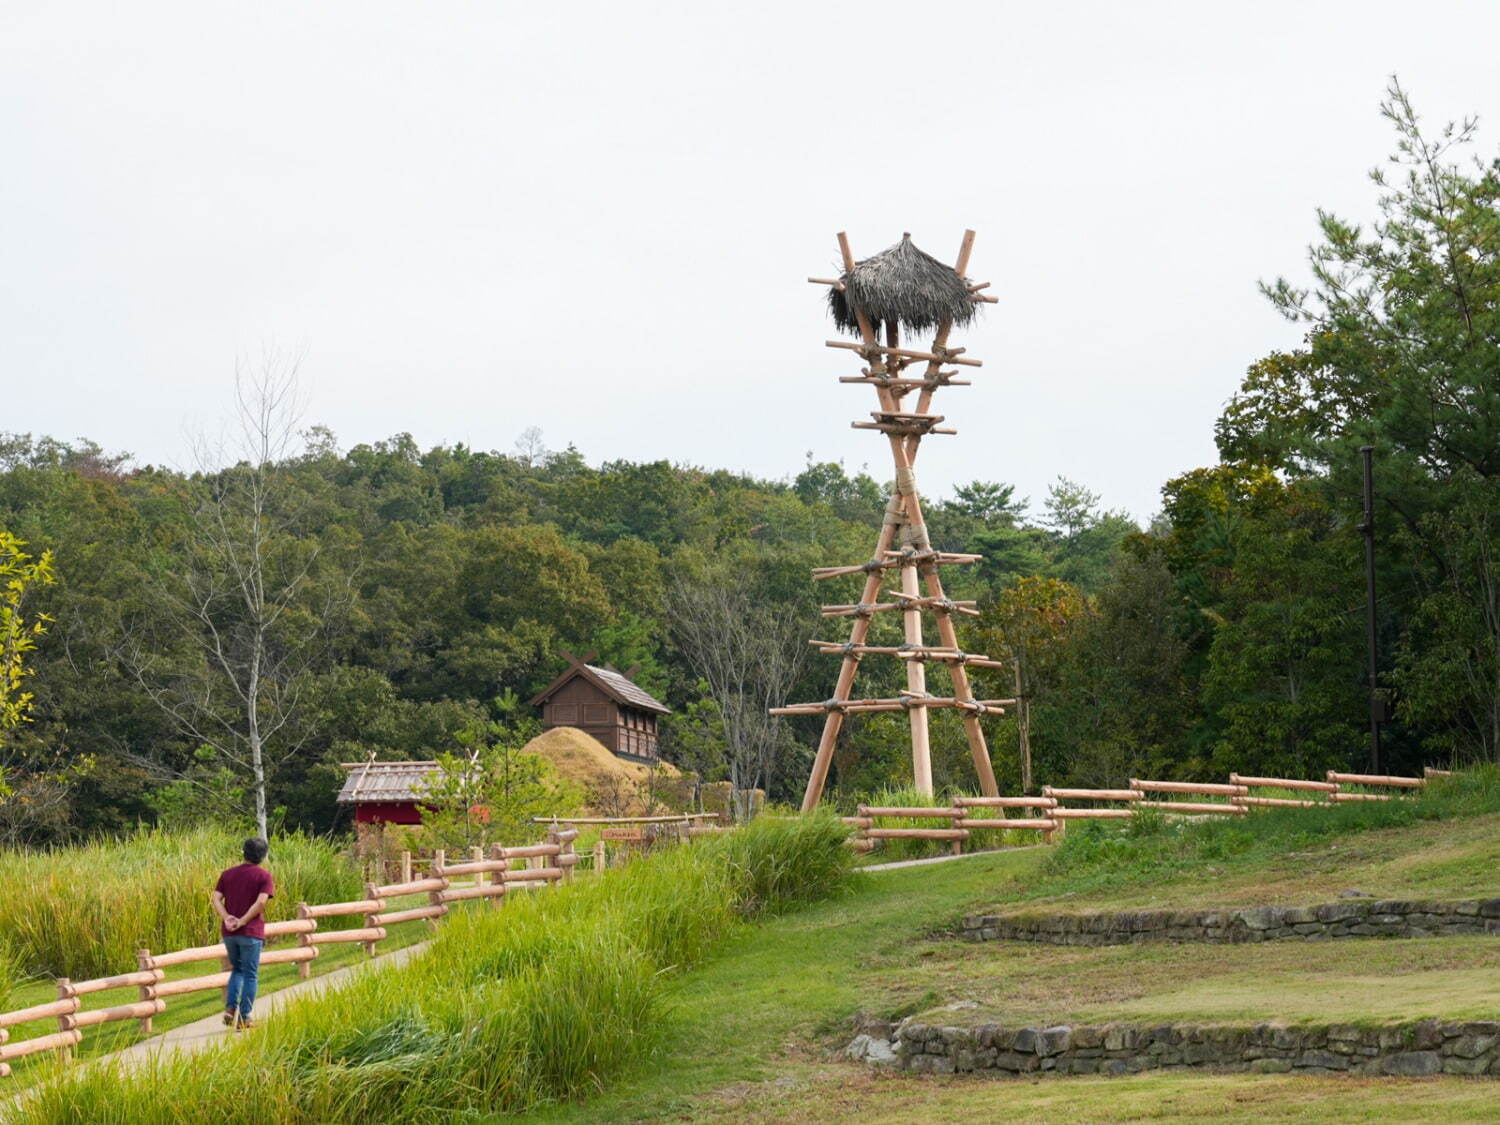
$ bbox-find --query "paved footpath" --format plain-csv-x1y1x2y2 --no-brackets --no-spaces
103,941,428,1070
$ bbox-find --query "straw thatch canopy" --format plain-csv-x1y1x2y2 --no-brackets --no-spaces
828,234,977,338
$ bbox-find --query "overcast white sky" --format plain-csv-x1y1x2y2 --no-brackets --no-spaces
4,2,1499,521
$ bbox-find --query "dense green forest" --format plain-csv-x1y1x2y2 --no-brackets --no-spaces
1,86,1495,843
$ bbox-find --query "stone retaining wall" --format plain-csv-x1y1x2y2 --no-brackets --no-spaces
962,897,1500,946
846,1018,1500,1077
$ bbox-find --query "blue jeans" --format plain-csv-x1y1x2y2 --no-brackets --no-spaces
223,935,263,1019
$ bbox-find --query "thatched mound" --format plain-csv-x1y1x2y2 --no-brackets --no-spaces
523,727,681,816
828,234,977,338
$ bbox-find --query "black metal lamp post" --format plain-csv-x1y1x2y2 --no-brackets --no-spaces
1359,445,1383,773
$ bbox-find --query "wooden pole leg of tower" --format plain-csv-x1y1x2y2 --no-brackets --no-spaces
800,523,897,812
800,230,895,813
901,230,999,798
890,445,999,798
927,575,1000,797
901,558,934,795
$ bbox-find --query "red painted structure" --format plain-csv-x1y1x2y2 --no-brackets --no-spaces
337,761,438,826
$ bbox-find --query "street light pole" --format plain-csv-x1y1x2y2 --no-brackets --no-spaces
1360,445,1382,774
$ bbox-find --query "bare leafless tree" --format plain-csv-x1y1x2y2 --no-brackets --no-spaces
667,565,811,817
128,352,345,836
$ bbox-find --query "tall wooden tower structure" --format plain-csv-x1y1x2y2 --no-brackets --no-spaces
775,230,1010,811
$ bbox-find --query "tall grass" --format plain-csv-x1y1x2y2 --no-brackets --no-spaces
0,827,361,980
8,813,854,1123
0,935,25,1008
1043,765,1500,887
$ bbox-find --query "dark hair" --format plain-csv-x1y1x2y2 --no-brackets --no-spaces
243,837,269,864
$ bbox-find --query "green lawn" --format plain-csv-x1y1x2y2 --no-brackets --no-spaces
890,937,1500,1026
522,817,1500,1124
972,811,1500,917
663,1066,1500,1123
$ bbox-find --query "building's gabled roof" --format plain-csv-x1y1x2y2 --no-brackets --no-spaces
336,760,439,804
528,662,671,715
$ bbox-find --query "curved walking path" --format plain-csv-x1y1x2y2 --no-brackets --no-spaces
106,941,428,1069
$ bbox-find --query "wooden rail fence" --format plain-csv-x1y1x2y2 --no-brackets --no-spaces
845,767,1453,857
0,826,586,1079
844,797,1058,854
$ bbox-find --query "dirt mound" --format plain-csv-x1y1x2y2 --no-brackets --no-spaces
523,727,680,815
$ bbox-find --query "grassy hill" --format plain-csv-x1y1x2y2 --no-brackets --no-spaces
528,775,1500,1123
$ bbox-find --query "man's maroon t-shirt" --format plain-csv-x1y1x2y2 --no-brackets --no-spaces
214,863,275,939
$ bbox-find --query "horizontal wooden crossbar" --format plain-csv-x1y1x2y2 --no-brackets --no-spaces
859,805,963,818
821,597,980,618
1229,774,1339,793
300,898,385,918
812,551,980,581
1232,795,1322,808
960,818,1057,831
851,421,957,436
840,374,971,389
771,696,1012,716
1327,771,1424,788
806,640,1002,667
1042,787,1141,801
1131,779,1248,797
59,970,163,998
826,339,983,367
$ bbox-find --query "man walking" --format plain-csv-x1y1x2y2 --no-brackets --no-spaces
211,837,275,1030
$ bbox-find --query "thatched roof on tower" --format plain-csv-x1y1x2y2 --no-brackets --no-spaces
827,234,978,337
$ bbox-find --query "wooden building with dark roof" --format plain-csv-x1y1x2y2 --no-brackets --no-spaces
528,651,671,763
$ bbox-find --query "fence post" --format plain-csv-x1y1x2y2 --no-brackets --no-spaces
489,842,506,908
400,850,412,884
295,903,315,980
429,849,448,931
951,806,965,857
135,949,157,1033
54,980,73,1062
593,840,607,873
547,826,577,884
219,941,231,1013
362,882,381,957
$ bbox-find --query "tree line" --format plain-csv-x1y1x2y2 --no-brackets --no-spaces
1,81,1494,841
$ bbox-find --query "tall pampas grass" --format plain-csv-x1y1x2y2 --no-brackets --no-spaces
0,827,361,980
